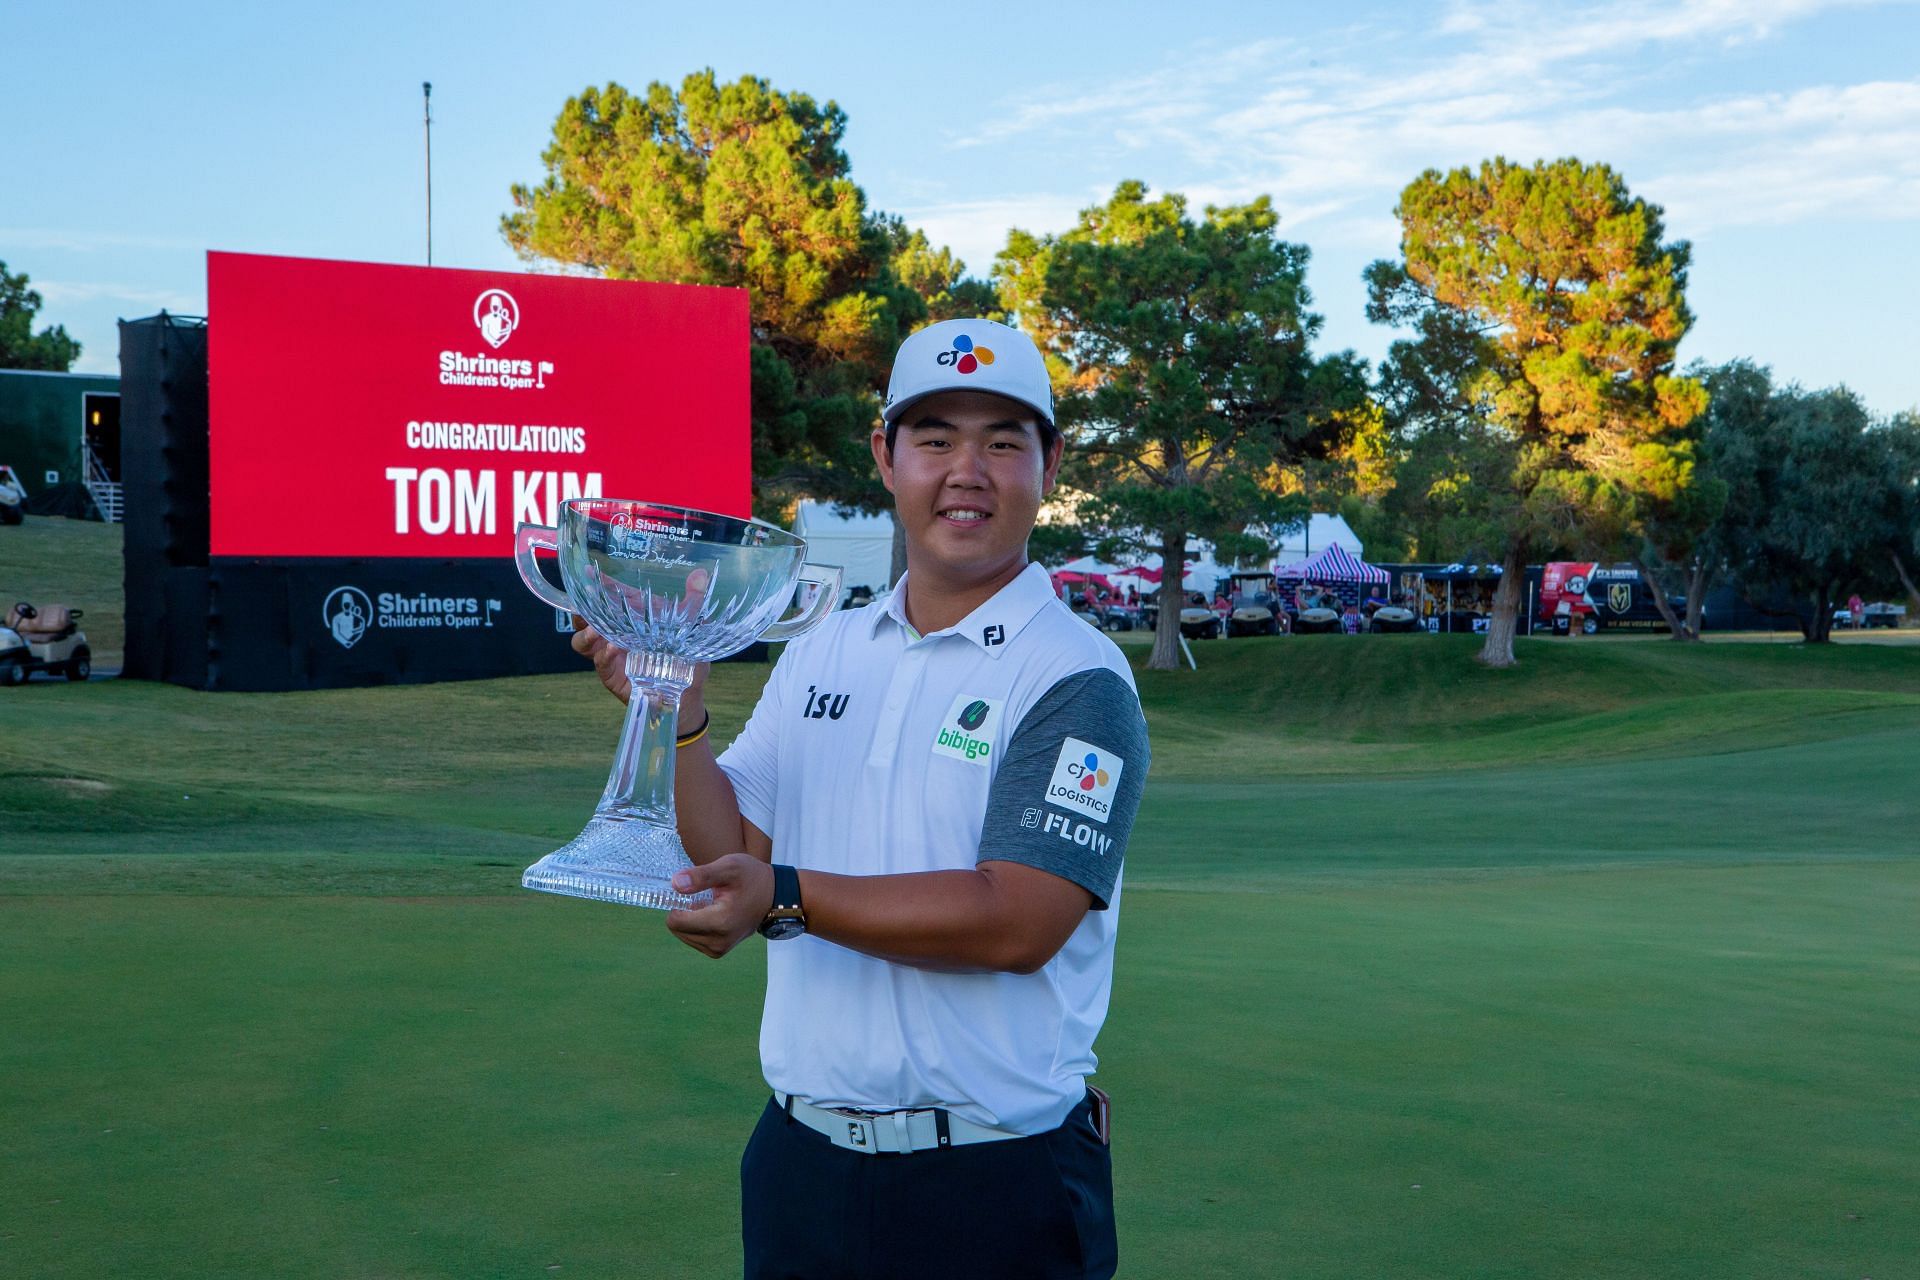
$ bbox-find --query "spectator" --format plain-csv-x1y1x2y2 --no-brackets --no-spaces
1849,593,1866,629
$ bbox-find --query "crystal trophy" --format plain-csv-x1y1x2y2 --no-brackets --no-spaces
513,500,840,909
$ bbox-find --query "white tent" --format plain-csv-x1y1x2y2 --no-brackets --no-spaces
791,501,895,596
1094,521,1359,592
1265,513,1364,565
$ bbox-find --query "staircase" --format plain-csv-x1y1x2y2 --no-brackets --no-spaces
85,447,123,523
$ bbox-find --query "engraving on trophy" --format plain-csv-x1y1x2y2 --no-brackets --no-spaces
606,510,704,567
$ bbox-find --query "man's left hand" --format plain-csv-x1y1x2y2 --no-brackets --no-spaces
666,854,775,958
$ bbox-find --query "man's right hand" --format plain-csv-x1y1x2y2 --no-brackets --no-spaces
570,616,709,713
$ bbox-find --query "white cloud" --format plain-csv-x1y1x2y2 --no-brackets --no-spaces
35,280,202,312
0,228,203,254
950,0,1918,253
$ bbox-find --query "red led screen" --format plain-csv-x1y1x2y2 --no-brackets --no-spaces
208,252,750,558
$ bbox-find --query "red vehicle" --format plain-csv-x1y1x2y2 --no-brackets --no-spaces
1539,562,1686,633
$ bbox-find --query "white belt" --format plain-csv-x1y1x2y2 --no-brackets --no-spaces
775,1093,1025,1156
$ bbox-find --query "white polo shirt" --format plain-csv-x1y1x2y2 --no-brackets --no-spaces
716,561,1151,1135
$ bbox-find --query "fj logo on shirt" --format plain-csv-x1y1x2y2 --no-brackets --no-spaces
1046,737,1124,823
933,693,1002,765
983,624,1005,647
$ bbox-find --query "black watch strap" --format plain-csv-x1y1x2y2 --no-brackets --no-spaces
759,863,806,939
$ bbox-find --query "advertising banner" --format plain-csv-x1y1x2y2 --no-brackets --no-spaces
205,561,586,690
207,252,750,559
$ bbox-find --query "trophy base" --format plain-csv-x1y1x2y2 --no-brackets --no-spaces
522,815,712,911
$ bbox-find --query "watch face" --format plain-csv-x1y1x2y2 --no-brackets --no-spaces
761,916,806,941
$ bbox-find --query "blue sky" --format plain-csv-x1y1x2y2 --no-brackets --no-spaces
6,0,1917,412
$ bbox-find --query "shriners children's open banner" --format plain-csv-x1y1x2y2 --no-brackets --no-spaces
208,251,750,558
118,252,752,690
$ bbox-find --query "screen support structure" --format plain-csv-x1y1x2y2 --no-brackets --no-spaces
423,81,433,266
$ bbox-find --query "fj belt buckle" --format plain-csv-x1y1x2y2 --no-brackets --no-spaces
843,1115,876,1150
834,1108,919,1154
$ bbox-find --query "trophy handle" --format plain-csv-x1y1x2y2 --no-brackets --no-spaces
514,522,574,612
760,563,842,642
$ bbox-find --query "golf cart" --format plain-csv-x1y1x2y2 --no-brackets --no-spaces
1179,593,1225,640
0,465,26,526
1225,571,1282,637
1292,606,1341,634
1288,584,1343,634
1,602,91,684
1145,591,1225,639
1368,604,1420,633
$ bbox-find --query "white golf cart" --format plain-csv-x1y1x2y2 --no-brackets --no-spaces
0,464,26,525
1,601,91,684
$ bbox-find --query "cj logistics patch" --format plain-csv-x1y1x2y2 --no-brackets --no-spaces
1046,737,1124,823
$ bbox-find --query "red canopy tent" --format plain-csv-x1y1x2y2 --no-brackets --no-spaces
1113,560,1198,587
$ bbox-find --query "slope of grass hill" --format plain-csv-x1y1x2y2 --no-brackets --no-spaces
4,516,1918,1278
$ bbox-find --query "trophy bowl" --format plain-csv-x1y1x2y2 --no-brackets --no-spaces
514,500,841,909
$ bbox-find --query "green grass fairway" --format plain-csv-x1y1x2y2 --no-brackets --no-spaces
5,534,1919,1276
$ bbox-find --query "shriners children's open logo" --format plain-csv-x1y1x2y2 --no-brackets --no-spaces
323,587,372,650
474,289,519,349
935,334,994,374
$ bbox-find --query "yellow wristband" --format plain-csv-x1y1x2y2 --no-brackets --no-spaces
675,711,711,749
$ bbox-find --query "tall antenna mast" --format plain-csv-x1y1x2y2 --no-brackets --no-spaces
423,81,434,266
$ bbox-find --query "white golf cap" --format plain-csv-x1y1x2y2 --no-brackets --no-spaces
882,318,1053,427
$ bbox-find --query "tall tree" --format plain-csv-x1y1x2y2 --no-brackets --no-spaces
1000,181,1364,671
1366,157,1707,666
1708,372,1900,642
0,262,81,371
1884,411,1920,611
1630,361,1754,641
1363,291,1516,563
503,71,972,521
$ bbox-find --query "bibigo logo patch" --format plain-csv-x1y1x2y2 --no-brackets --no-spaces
934,334,994,374
933,693,1001,765
1046,737,1124,823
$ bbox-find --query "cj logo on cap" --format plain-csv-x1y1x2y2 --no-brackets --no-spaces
1046,736,1124,823
935,334,995,374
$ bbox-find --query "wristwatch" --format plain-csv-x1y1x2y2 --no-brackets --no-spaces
758,863,807,941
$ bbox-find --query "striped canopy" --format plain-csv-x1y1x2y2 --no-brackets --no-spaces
1273,543,1389,584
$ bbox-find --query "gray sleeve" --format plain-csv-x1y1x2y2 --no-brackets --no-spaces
977,667,1150,910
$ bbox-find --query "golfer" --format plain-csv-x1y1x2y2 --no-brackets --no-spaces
574,318,1149,1279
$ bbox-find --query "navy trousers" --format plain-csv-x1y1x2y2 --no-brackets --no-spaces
740,1094,1117,1279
